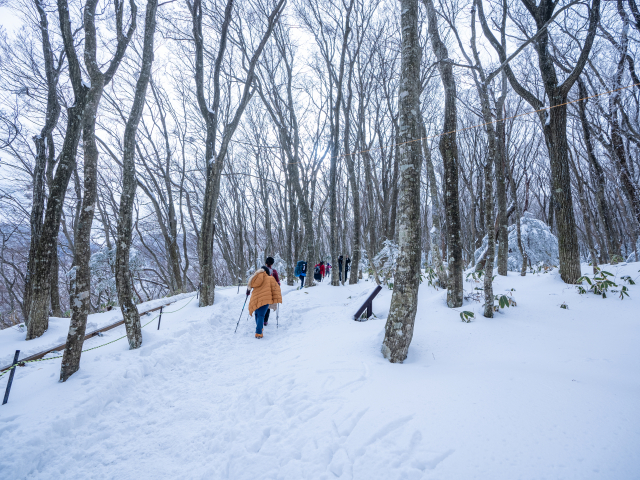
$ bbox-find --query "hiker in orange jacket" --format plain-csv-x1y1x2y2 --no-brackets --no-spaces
246,266,282,338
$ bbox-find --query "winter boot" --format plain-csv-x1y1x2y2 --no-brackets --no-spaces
255,333,263,339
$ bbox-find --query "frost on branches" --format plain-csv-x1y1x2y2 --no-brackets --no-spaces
86,246,145,306
374,240,399,281
359,249,369,276
272,253,287,278
474,213,559,271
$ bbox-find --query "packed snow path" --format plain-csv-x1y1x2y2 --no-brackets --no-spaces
1,265,639,479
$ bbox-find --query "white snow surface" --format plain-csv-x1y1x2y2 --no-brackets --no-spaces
1,266,639,479
0,292,195,367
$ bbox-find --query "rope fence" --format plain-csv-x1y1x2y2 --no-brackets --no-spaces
0,294,197,382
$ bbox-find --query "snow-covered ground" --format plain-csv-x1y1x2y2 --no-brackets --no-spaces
0,291,195,368
1,264,639,479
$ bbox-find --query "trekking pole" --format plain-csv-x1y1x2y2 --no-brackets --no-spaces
276,307,279,329
234,295,249,333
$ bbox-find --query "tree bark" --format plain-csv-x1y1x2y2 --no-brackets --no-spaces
26,0,90,339
24,0,62,322
381,0,422,363
420,118,447,288
495,109,509,275
60,0,136,381
50,249,63,317
115,0,158,351
343,59,360,285
465,5,500,314
424,0,463,307
577,78,618,261
570,154,599,272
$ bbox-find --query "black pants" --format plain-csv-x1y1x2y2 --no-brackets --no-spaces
264,308,270,324
299,276,305,288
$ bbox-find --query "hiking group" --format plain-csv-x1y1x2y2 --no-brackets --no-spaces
245,254,354,339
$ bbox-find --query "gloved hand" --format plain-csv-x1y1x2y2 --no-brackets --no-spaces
246,289,250,296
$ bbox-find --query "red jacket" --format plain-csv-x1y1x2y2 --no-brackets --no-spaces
271,268,280,285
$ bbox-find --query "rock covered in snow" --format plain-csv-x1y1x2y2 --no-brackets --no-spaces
474,212,559,271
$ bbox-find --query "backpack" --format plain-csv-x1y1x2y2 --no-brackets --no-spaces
314,265,320,274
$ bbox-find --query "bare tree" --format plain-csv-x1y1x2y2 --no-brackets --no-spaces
60,0,137,379
381,0,422,363
477,0,601,283
423,0,463,307
187,0,286,306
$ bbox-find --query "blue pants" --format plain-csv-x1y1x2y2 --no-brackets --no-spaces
255,304,269,334
299,275,305,288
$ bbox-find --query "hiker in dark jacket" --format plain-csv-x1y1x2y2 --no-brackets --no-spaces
295,260,307,289
314,263,322,282
263,257,280,326
338,255,343,282
345,256,351,280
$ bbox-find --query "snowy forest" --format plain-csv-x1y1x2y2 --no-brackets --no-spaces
0,0,639,477
1,0,639,361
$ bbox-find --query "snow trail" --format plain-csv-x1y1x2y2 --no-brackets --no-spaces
1,265,639,479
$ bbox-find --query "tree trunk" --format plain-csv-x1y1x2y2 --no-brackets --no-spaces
60,0,136,381
191,0,285,305
50,250,63,317
424,0,463,307
572,163,599,273
577,78,617,261
26,0,90,340
482,152,496,317
285,174,295,286
381,0,422,363
507,167,527,276
388,142,400,242
328,0,353,287
24,0,62,322
60,83,104,381
495,113,509,275
149,81,184,293
343,62,360,286
115,0,158,351
545,101,582,282
421,119,447,287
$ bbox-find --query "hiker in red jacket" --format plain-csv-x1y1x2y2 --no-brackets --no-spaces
263,256,280,326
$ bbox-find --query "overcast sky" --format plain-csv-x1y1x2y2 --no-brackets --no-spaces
0,7,21,34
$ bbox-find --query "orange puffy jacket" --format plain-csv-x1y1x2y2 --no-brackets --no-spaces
248,270,282,315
